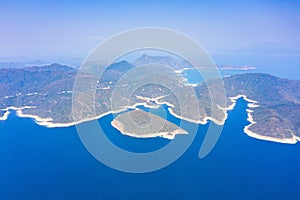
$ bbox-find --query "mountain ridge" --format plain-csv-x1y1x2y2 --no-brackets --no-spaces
0,60,298,143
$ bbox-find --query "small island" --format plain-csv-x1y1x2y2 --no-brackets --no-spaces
0,55,300,144
111,109,188,139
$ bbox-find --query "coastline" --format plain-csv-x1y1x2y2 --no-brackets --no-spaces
0,105,119,128
0,110,10,120
228,95,259,111
1,94,298,144
174,67,193,74
136,95,227,125
0,94,260,129
227,95,298,144
111,118,188,140
244,108,298,144
0,97,176,128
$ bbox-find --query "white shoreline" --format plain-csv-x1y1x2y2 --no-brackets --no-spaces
227,95,299,144
111,118,187,140
0,110,10,120
174,67,193,74
0,95,251,128
244,108,298,144
229,95,299,144
136,95,227,125
1,94,299,144
227,94,259,111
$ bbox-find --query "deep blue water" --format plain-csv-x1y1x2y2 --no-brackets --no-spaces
1,99,300,200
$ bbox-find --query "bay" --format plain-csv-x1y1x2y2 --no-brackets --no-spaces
1,99,300,199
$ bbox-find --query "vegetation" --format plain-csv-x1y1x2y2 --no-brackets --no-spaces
0,58,299,142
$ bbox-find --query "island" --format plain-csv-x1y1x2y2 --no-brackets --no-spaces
0,55,299,143
111,109,188,139
135,54,257,71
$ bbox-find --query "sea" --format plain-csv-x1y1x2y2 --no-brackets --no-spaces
1,68,300,199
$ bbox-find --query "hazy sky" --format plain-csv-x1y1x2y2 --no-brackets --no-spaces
0,0,300,61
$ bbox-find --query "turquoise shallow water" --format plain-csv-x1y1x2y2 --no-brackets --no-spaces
0,98,300,199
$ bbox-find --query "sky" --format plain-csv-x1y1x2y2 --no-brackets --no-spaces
0,0,300,66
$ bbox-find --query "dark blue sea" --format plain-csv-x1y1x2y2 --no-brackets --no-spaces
1,98,300,200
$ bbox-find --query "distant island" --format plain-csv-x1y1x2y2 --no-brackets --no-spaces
135,54,257,71
111,109,188,139
217,64,256,70
0,55,299,144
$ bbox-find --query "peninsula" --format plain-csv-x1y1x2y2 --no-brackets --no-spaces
0,55,299,143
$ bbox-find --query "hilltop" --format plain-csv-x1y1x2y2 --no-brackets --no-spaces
0,59,299,143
